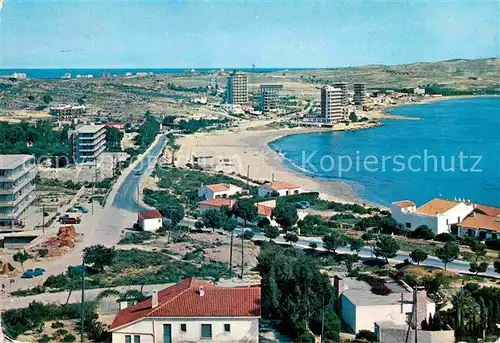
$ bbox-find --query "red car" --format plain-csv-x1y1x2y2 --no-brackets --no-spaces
60,217,81,224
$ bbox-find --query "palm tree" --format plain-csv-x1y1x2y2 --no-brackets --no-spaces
452,288,480,339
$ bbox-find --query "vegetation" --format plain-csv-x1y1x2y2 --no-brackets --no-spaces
232,199,258,226
323,230,348,254
143,189,184,225
271,201,298,230
258,243,340,341
83,245,116,272
13,251,30,272
355,330,378,342
435,241,460,271
133,112,160,152
283,232,299,245
106,127,124,152
163,116,231,133
408,225,435,240
409,248,428,265
373,235,400,262
264,225,279,241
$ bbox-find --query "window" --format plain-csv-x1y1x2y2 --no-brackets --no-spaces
180,323,187,332
405,222,411,228
134,335,140,343
224,324,231,332
201,324,212,339
125,336,131,343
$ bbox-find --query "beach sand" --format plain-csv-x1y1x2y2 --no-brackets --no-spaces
175,120,381,205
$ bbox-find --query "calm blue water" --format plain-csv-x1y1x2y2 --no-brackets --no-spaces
269,97,500,207
0,68,313,79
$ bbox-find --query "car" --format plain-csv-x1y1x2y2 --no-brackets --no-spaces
135,171,142,176
73,205,89,213
66,207,79,213
21,271,34,278
32,269,44,277
34,267,45,273
60,217,81,224
294,201,310,209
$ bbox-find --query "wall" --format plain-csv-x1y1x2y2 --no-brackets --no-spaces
139,217,162,232
377,326,454,343
257,185,301,197
198,186,242,200
457,226,498,239
341,296,357,332
197,187,214,200
112,317,259,343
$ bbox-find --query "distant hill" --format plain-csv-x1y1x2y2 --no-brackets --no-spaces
275,58,500,91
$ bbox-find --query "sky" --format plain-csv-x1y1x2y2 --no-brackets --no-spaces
0,0,498,69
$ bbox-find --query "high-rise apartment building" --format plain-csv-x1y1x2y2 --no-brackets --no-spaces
227,70,248,105
321,86,344,123
0,155,37,229
333,82,349,106
71,125,107,164
49,104,86,120
354,83,366,106
260,85,283,113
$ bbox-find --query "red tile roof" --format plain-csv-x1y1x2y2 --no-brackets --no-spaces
110,278,261,330
264,181,300,191
459,214,500,233
475,204,500,217
138,209,162,219
256,200,277,217
205,183,232,192
416,198,462,215
199,198,234,208
393,200,416,208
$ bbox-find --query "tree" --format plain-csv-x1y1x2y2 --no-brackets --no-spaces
194,220,204,229
309,242,318,250
409,249,428,265
323,311,341,342
355,330,377,342
264,225,279,242
232,199,257,227
272,202,298,230
322,230,347,255
373,235,400,262
257,217,271,228
494,257,500,274
158,200,184,227
349,237,365,256
13,251,30,272
469,240,487,262
77,97,85,105
201,208,226,231
42,95,53,104
349,112,358,122
435,241,460,271
83,245,115,272
469,262,488,275
409,225,435,240
284,232,299,246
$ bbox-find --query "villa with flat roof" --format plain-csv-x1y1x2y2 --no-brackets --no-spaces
71,124,107,164
0,155,37,231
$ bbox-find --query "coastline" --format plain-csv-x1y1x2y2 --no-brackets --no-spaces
175,122,380,206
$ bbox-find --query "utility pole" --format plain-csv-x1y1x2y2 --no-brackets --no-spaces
91,176,95,215
229,231,233,279
80,255,85,343
321,297,326,343
246,165,250,191
42,204,45,234
241,229,245,280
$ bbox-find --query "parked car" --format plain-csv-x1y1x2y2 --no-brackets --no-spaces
34,267,46,274
73,205,89,213
66,207,79,213
22,268,44,278
135,171,142,176
21,271,34,278
60,217,81,224
294,201,310,209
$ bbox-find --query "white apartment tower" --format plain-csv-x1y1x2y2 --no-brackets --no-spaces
354,83,366,106
333,82,349,106
227,70,248,105
71,125,107,164
0,155,37,230
260,84,283,113
321,86,344,123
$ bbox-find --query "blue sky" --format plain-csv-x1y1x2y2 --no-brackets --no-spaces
0,0,498,68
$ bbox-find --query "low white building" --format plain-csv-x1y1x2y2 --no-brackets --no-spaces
221,103,244,115
391,198,474,235
137,209,163,232
198,198,235,213
198,183,244,200
257,181,302,197
110,278,261,343
457,213,500,240
336,277,435,334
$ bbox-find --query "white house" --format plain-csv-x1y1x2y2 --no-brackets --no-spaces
457,213,500,240
110,278,261,343
336,277,435,334
391,198,474,235
198,183,244,200
137,209,163,232
198,198,235,213
257,181,302,197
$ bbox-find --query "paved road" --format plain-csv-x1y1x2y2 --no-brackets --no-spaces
2,135,168,292
234,229,500,279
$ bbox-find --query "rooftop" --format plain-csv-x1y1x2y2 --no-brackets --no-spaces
111,278,260,330
264,181,300,191
416,198,462,216
393,200,416,208
475,204,500,217
77,124,106,134
138,209,162,219
459,214,500,232
204,183,232,192
0,155,33,169
199,198,234,208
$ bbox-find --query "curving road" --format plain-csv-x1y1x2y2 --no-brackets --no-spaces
234,229,500,278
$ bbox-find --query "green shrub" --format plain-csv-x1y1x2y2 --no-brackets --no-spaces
355,329,378,342
53,328,69,338
38,334,50,343
434,233,456,243
63,333,76,342
51,321,64,329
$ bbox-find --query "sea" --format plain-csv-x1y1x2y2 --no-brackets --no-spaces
0,68,309,79
269,97,500,207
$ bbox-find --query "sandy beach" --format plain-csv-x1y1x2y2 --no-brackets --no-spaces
175,120,381,205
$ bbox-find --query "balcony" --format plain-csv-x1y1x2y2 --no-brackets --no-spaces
0,170,37,195
78,130,106,141
0,163,35,182
0,183,36,207
0,193,36,220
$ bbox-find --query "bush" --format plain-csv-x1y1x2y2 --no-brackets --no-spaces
434,233,456,243
53,328,69,338
295,331,315,343
51,321,64,329
355,329,378,342
38,335,51,343
63,333,76,342
485,238,500,251
408,225,435,240
38,248,49,258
